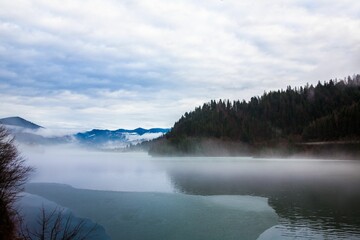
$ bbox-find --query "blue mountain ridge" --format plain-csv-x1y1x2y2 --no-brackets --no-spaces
0,116,169,147
75,128,169,145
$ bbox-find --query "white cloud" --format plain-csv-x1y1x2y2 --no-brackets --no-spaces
0,0,359,129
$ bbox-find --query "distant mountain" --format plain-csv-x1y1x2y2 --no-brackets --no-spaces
75,128,169,149
0,117,73,145
0,116,43,129
0,116,169,149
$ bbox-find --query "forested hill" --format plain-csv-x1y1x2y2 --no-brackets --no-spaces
149,75,360,156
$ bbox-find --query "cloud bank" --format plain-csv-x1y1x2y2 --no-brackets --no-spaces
0,0,359,129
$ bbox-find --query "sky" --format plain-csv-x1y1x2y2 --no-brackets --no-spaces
0,0,359,131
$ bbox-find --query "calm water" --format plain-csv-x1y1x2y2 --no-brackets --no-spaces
22,145,360,239
163,158,360,239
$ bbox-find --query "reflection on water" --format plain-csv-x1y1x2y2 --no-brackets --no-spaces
21,145,360,239
162,158,360,239
25,183,278,240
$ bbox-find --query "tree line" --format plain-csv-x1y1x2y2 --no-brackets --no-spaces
148,75,360,156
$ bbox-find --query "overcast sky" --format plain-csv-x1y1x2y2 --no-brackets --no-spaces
0,0,359,130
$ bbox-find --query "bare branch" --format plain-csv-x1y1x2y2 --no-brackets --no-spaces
18,206,99,240
0,125,33,239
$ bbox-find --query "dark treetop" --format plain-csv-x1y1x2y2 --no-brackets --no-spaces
148,75,360,156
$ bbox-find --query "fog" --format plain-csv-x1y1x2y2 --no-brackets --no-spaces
20,144,360,195
19,144,173,192
19,144,360,238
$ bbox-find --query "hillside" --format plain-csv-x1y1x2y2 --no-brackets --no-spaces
10,127,168,149
0,117,168,149
75,128,169,149
0,116,43,129
149,75,360,157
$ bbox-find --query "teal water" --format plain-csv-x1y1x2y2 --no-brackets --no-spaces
16,193,111,240
164,158,360,239
22,146,360,239
24,183,277,240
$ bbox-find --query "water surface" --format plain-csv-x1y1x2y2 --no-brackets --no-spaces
21,145,360,239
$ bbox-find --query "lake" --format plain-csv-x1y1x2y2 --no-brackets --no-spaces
20,145,360,239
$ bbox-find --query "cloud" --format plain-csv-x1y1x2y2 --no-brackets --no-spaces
0,0,359,129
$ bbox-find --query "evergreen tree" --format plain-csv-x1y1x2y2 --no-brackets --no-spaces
150,75,360,155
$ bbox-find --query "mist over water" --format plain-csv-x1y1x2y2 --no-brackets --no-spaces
161,157,360,239
20,144,360,193
20,144,360,239
20,144,173,192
